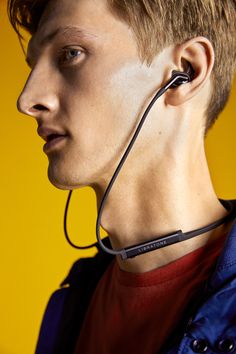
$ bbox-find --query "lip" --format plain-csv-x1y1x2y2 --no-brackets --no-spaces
43,135,68,153
37,126,68,142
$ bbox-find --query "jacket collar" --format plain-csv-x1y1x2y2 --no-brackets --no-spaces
208,199,236,290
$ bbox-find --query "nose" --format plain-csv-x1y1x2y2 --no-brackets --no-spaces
17,68,59,119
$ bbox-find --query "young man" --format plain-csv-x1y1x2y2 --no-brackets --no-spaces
8,0,236,353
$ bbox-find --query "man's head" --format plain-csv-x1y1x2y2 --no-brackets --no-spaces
8,0,236,190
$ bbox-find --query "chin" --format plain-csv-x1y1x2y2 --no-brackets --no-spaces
48,174,74,190
47,165,89,190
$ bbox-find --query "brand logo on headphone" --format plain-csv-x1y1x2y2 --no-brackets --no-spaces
137,240,167,253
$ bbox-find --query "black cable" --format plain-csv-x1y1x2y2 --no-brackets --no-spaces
64,189,98,250
95,72,192,257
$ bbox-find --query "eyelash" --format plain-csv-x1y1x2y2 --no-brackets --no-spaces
58,47,84,65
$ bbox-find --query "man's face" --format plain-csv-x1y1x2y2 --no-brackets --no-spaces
18,0,167,189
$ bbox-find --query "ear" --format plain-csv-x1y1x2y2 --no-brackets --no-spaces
165,36,215,106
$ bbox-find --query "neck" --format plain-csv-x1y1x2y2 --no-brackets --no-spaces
92,136,231,273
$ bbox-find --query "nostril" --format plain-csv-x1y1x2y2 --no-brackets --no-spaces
32,104,48,111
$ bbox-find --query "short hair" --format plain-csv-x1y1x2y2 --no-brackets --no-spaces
8,0,236,133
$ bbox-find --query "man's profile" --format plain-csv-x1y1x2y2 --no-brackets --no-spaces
8,0,236,353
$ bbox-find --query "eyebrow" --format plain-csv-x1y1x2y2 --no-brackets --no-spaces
40,25,98,46
26,26,98,67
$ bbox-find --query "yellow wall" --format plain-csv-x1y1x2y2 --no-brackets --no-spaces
0,1,235,353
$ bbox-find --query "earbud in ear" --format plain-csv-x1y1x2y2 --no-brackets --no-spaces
170,65,195,89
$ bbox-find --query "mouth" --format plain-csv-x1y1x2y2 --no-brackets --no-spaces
43,134,68,153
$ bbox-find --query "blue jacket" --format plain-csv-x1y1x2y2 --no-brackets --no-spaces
35,203,236,354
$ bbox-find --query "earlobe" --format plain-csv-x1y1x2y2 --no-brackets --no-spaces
165,36,215,107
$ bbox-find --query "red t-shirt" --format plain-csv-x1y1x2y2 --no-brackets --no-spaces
74,234,227,354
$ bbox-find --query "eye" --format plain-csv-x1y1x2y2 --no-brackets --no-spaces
59,47,83,65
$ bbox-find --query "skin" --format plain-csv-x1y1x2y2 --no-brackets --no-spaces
17,0,232,273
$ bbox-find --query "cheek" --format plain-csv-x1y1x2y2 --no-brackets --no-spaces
62,68,127,132
60,60,154,159
61,47,152,116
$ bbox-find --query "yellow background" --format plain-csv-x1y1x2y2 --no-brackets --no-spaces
0,1,235,353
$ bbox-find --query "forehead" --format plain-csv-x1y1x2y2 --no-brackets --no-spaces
38,0,110,31
28,0,128,52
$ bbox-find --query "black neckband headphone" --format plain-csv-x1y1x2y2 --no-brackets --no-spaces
64,67,236,260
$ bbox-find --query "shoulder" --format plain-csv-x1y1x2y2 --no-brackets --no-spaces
60,236,115,289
